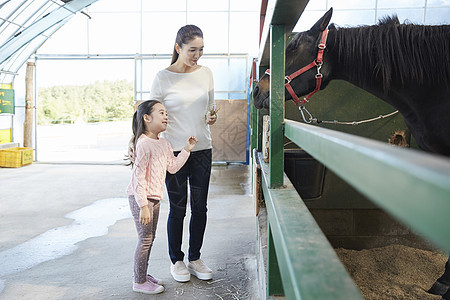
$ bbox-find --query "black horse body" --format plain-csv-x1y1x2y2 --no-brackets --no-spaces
253,8,450,298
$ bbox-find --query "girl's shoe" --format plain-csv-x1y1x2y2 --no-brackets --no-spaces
147,274,164,286
133,280,164,294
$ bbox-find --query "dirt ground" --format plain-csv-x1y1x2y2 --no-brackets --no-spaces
336,245,448,300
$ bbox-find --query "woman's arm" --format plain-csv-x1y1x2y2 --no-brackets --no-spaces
206,67,216,125
149,72,164,101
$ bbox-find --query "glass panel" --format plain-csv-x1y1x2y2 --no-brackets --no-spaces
88,12,140,54
295,11,329,32
202,58,229,91
378,8,425,24
37,14,88,54
136,91,151,101
427,0,450,7
294,10,377,31
142,0,186,11
21,2,55,28
425,7,450,24
189,0,228,11
140,57,249,97
35,59,135,163
215,92,228,99
229,12,259,55
0,23,21,45
13,0,51,26
229,57,247,91
378,0,426,9
331,10,376,26
5,0,37,22
0,0,25,19
328,0,376,10
142,12,186,54
230,0,260,11
141,58,171,92
227,92,246,100
188,12,228,53
6,31,48,73
36,59,134,87
304,0,328,11
89,0,141,12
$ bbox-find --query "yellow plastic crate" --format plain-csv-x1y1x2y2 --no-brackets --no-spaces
0,147,33,168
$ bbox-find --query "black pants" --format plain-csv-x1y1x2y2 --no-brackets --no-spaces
166,149,212,264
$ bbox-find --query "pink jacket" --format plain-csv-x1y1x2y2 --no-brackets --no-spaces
127,135,190,207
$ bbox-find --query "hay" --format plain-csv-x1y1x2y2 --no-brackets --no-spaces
336,244,447,300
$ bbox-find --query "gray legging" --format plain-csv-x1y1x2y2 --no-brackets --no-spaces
128,196,160,284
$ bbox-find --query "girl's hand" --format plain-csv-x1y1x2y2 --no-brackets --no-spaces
139,206,151,225
184,136,198,152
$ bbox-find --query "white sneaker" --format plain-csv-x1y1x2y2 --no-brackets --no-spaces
187,259,212,280
170,261,190,282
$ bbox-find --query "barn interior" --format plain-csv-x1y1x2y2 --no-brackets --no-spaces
1,0,449,299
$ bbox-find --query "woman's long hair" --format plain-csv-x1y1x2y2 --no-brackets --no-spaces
171,24,203,65
127,100,161,166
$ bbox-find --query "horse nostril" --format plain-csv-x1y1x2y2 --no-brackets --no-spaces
253,86,259,96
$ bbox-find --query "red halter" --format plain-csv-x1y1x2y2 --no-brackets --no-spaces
265,29,329,106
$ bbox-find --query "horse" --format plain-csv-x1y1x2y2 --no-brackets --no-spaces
252,8,450,299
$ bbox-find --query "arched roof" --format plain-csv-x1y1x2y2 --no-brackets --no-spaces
0,0,98,84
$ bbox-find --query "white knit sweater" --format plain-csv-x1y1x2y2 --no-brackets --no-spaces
149,66,214,151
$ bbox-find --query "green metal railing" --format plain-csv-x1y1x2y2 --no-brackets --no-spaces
284,120,450,251
250,0,450,299
257,151,364,299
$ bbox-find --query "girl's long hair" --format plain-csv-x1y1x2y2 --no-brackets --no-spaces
171,24,203,65
127,100,161,166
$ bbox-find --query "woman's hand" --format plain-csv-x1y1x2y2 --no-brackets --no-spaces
139,206,150,225
206,113,217,125
184,136,198,152
127,142,135,163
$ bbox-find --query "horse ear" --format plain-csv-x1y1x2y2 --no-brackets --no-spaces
311,7,333,32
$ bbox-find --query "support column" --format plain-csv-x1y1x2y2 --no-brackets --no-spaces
24,61,34,148
269,25,285,188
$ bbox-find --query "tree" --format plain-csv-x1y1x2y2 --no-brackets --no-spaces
38,80,134,124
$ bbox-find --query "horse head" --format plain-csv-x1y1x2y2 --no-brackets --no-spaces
253,8,334,109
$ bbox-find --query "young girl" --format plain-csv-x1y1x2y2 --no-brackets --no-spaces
126,100,197,294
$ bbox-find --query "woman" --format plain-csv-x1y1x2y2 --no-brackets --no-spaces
149,24,216,282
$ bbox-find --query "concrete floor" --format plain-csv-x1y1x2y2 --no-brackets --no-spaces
0,163,258,300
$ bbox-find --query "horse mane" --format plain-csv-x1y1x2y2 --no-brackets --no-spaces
332,16,450,91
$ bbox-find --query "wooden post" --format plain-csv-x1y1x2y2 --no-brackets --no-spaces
134,100,144,111
24,61,35,148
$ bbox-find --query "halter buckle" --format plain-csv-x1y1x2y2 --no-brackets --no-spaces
316,62,323,78
285,76,292,84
